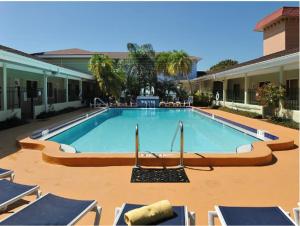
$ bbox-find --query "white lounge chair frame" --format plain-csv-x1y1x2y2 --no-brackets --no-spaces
0,193,102,226
294,206,300,226
113,203,195,226
0,179,41,212
208,205,297,226
0,169,15,181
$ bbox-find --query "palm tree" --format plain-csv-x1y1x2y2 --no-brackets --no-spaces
126,43,156,95
167,50,193,94
155,51,172,77
88,54,125,98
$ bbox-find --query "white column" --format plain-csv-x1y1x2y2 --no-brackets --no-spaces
79,79,82,100
223,79,227,105
3,63,7,111
65,77,69,102
279,66,284,113
244,74,248,104
43,72,48,112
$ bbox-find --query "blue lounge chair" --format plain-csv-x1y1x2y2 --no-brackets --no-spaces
113,203,195,226
0,179,40,212
0,168,14,181
0,193,101,226
208,205,296,226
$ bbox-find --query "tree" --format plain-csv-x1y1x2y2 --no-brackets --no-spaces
256,83,285,117
88,54,125,98
155,80,178,101
256,83,285,107
167,50,193,94
155,51,172,76
126,43,156,95
209,59,238,72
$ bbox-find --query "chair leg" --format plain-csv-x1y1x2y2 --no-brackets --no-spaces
188,211,196,226
35,190,42,199
0,206,7,213
208,211,218,226
115,207,121,220
294,207,300,226
93,206,102,226
10,173,15,182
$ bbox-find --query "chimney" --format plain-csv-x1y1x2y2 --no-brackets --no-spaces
255,7,299,56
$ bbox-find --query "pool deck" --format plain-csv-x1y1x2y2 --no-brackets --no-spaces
0,107,298,225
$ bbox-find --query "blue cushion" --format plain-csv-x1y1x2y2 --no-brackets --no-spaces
218,206,295,225
0,180,37,205
0,193,95,225
115,203,186,225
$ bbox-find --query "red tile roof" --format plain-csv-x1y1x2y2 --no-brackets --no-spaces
255,7,299,31
0,45,91,74
32,48,200,61
206,47,299,75
33,48,95,56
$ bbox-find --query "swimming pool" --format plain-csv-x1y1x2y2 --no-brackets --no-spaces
47,108,260,153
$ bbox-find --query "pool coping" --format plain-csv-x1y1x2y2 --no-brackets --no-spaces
18,107,295,167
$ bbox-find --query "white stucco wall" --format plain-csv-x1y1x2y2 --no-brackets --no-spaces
222,102,263,114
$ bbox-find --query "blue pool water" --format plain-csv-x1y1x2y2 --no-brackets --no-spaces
48,108,259,153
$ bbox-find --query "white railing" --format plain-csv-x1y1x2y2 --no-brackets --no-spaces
93,97,107,108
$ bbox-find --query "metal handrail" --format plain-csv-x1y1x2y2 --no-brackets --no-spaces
93,97,107,107
179,121,184,167
170,122,181,152
135,121,184,168
135,124,140,167
170,121,184,167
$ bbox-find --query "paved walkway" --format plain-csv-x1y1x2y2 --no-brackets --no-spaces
0,108,298,225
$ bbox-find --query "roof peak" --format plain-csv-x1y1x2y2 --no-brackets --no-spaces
255,6,299,31
32,48,95,56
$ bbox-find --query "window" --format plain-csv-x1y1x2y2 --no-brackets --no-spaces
75,84,80,96
233,84,240,97
47,82,53,97
286,79,299,100
26,81,38,98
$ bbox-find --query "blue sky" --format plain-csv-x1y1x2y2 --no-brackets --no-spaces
0,1,298,70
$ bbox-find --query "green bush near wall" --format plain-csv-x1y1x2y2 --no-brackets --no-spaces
217,106,262,119
36,107,82,119
0,116,28,131
193,91,213,107
269,116,299,130
216,106,299,130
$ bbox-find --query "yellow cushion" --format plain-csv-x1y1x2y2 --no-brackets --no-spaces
124,200,174,225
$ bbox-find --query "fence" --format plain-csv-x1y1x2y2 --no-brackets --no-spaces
226,89,244,103
48,89,66,104
284,88,299,110
248,89,259,105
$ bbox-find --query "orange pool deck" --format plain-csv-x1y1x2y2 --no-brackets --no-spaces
0,107,298,225
19,107,296,167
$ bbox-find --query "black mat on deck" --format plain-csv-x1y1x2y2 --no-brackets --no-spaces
131,167,189,183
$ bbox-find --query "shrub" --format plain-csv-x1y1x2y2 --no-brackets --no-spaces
269,116,299,130
216,106,299,130
256,83,285,107
193,91,213,107
36,107,81,119
217,106,262,119
0,116,28,131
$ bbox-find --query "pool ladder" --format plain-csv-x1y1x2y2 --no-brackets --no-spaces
134,121,184,168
